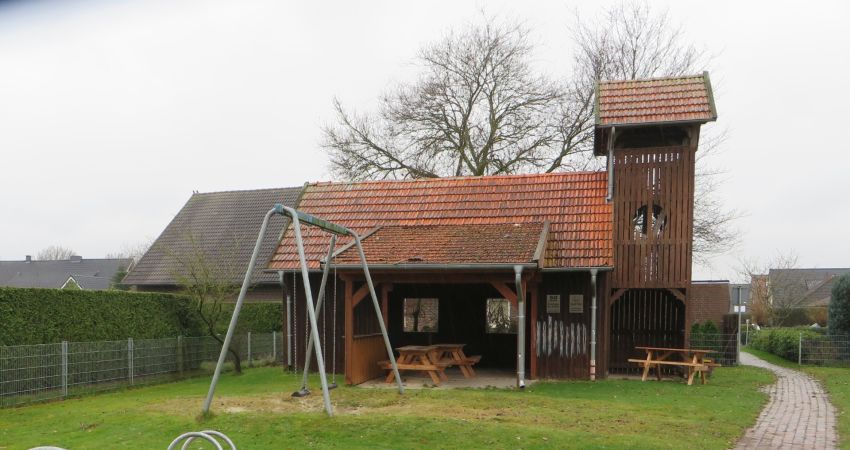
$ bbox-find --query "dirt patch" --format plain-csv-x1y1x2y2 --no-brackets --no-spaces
148,394,367,416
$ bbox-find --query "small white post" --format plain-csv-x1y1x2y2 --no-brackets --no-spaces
61,341,68,397
247,332,253,367
272,331,277,363
128,338,135,385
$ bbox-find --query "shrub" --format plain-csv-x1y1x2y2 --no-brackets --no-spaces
0,288,199,345
748,327,825,361
0,288,282,345
828,274,850,336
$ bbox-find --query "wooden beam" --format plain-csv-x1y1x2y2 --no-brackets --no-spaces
351,283,371,308
666,288,686,303
344,278,353,385
490,281,517,306
610,288,628,303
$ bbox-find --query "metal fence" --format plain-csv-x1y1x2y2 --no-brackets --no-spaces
0,332,282,408
800,335,850,366
689,333,739,366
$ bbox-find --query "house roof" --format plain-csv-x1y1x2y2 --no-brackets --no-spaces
124,187,302,286
64,275,113,290
0,257,132,290
768,268,850,308
595,72,717,128
332,223,546,267
268,172,612,271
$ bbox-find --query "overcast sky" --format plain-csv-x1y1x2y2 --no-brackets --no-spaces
1,0,847,281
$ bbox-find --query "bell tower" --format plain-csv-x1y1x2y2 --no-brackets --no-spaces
595,73,717,371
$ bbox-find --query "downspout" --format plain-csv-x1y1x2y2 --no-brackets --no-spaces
590,269,598,381
514,265,526,389
280,270,292,368
606,126,616,202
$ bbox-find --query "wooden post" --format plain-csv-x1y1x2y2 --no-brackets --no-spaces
344,278,354,385
381,284,392,328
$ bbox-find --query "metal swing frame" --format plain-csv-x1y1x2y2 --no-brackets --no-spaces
201,204,404,417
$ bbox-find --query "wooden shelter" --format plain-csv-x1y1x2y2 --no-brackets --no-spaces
266,73,717,383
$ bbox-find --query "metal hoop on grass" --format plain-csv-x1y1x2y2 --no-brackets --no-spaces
167,430,236,450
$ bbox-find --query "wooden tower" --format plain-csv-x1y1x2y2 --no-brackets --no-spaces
595,73,717,372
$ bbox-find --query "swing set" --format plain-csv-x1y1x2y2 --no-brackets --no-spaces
201,204,404,417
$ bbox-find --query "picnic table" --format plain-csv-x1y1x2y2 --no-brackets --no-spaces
379,344,481,385
430,343,481,379
628,346,721,385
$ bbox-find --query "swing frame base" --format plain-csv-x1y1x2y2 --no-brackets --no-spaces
291,388,311,398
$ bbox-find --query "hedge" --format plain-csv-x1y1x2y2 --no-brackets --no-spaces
748,327,826,361
0,288,282,346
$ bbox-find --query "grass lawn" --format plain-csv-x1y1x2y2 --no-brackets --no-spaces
744,347,850,449
0,366,772,450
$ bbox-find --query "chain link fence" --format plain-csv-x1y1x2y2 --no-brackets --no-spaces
0,332,282,408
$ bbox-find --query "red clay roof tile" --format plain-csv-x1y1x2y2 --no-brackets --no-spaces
596,73,717,127
267,172,612,270
333,223,544,266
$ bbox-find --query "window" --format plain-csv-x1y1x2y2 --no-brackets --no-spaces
403,298,438,332
632,203,667,238
486,298,517,334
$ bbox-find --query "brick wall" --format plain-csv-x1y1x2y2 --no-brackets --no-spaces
691,282,730,327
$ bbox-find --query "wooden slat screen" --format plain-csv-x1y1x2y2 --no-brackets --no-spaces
611,146,694,288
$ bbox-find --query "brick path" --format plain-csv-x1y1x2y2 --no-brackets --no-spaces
735,352,838,449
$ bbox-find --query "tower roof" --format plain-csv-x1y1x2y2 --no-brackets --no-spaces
595,72,717,128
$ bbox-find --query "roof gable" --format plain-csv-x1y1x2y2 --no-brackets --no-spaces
268,172,612,270
124,187,302,286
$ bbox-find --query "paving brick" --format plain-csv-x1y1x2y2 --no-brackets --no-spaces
734,352,838,450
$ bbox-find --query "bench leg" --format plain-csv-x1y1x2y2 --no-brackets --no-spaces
687,367,695,386
641,362,651,381
655,363,662,381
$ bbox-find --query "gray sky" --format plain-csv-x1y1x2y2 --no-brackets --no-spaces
1,0,848,281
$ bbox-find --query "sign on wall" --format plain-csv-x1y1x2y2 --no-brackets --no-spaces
568,294,584,314
546,294,560,314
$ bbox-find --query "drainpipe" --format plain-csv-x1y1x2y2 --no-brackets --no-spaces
514,265,526,389
606,127,616,202
590,269,598,381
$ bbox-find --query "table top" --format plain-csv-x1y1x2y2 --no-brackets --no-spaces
396,345,437,353
433,343,465,349
636,346,716,353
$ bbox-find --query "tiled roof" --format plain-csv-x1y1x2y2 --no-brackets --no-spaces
0,257,133,290
124,187,302,285
332,223,545,266
596,72,717,127
268,172,612,270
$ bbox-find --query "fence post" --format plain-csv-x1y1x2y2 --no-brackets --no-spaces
177,336,184,374
61,341,68,398
247,332,253,367
272,331,277,364
128,338,134,385
798,332,803,365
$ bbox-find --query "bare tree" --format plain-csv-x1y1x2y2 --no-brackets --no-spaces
738,251,803,326
106,238,153,264
170,234,244,374
323,19,585,179
323,3,737,262
36,245,76,260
